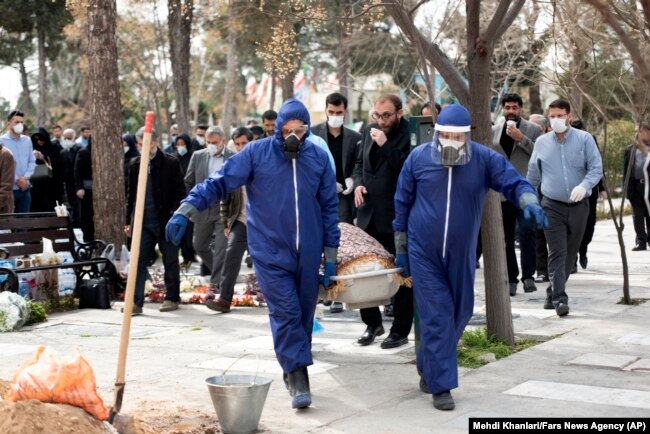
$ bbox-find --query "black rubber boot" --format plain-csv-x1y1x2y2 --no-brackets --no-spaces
288,366,311,409
433,391,455,410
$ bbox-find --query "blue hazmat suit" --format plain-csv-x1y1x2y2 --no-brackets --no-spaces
182,99,340,373
393,140,537,394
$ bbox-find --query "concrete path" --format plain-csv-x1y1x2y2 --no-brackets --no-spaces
1,215,648,433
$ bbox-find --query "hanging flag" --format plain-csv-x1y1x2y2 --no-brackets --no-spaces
255,73,270,111
294,69,307,101
245,77,257,101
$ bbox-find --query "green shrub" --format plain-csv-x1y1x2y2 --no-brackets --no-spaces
600,120,636,191
26,300,47,325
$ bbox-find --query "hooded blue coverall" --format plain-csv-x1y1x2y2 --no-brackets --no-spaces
182,99,340,373
393,141,537,394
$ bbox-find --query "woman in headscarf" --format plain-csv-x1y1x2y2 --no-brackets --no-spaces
30,127,64,212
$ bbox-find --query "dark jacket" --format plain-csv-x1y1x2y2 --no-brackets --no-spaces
220,188,244,230
123,134,140,190
30,127,64,211
311,122,362,179
172,133,194,177
353,116,410,233
74,141,93,191
624,144,648,200
126,147,186,225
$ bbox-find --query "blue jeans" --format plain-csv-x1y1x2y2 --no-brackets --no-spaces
134,222,180,307
13,189,31,213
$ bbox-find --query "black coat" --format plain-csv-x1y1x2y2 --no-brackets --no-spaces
74,142,93,191
311,123,362,179
126,148,186,226
624,144,649,200
30,127,64,211
353,116,410,233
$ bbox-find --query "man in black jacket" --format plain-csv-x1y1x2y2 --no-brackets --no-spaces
353,94,413,348
312,93,362,314
312,92,362,225
624,122,650,251
125,129,186,314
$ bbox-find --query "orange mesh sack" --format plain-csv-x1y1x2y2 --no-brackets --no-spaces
5,346,109,420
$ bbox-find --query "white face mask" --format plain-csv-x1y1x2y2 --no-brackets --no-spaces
123,145,130,154
327,116,344,129
61,139,74,149
12,122,24,135
439,138,465,149
196,136,205,146
207,144,219,156
550,118,568,134
176,146,188,156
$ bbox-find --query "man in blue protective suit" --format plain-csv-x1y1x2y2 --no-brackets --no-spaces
165,98,340,410
392,104,548,411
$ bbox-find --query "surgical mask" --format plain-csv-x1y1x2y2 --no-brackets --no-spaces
12,122,24,135
327,116,344,129
61,139,74,149
207,144,220,156
196,136,205,146
177,146,188,156
283,133,303,160
123,146,129,154
550,118,568,134
439,138,465,167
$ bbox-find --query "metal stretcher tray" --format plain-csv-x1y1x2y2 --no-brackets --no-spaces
328,267,403,310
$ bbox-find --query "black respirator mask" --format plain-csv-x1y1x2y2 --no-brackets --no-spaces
283,133,303,160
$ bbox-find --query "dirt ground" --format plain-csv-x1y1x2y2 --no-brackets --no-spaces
0,380,219,434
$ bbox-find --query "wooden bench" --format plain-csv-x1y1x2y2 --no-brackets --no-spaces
0,212,118,299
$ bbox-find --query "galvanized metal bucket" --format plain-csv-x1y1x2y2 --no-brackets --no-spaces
205,356,272,434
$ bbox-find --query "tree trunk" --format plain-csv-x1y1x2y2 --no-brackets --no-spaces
221,0,237,137
337,25,353,123
528,82,542,115
466,1,514,346
18,59,33,115
281,71,295,101
569,50,586,120
270,72,277,110
87,0,125,248
168,0,193,135
37,25,47,126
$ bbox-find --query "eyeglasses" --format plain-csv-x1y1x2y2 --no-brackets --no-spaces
281,125,308,136
372,112,396,121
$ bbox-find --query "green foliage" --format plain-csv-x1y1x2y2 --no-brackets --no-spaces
26,300,47,325
601,119,636,189
457,328,539,369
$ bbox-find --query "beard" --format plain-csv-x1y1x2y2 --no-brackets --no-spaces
505,113,520,122
379,118,399,135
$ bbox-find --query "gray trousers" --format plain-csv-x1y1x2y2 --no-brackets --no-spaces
219,220,248,302
542,197,589,306
193,218,227,287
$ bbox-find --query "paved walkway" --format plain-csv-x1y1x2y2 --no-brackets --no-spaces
1,215,649,433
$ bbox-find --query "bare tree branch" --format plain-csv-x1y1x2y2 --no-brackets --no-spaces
582,0,650,87
386,1,470,104
492,0,527,42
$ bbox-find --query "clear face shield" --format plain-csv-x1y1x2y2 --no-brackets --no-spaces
431,130,472,167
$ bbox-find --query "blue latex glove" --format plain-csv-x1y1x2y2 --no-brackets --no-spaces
312,318,324,334
322,261,336,288
165,213,188,245
395,253,410,277
523,203,549,230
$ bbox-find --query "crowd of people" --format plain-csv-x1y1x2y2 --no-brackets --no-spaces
1,92,649,413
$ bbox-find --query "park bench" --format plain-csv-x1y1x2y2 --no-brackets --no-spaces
0,212,118,304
